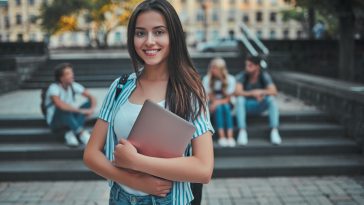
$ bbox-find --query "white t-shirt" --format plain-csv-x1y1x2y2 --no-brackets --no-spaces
202,74,236,99
113,99,165,196
45,82,85,125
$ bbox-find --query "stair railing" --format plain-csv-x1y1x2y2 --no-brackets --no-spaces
238,22,270,69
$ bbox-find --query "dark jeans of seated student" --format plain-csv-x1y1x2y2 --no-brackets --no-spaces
50,101,90,135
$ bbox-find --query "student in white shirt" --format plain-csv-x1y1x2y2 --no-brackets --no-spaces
45,63,96,146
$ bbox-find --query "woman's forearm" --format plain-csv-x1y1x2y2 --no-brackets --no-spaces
83,149,136,186
133,155,213,184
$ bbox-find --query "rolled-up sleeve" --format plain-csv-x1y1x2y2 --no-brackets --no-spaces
191,104,215,139
98,78,120,123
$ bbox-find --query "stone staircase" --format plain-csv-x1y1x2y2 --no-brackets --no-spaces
22,55,245,89
0,110,363,181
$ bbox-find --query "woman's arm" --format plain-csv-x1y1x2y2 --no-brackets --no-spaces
113,131,214,184
83,119,172,196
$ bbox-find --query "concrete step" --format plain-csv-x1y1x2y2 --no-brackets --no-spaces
213,154,364,178
0,137,360,160
0,122,344,143
0,111,333,128
1,154,363,181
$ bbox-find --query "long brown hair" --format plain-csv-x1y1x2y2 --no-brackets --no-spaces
127,0,206,120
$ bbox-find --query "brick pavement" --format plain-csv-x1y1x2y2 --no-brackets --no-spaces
1,176,364,205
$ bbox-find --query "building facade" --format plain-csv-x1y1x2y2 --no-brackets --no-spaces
0,0,304,47
173,0,305,46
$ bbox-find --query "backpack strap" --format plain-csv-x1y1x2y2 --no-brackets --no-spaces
115,73,130,101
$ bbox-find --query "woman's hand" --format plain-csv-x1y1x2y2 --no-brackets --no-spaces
128,171,173,197
113,139,139,170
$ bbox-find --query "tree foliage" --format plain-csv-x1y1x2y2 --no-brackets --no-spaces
39,0,142,47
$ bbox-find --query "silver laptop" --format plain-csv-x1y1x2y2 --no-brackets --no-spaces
128,99,196,158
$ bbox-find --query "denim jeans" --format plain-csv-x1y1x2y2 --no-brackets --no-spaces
213,103,233,129
50,101,91,135
236,96,279,129
109,183,173,205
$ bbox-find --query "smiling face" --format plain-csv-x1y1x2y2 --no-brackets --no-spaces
134,10,170,69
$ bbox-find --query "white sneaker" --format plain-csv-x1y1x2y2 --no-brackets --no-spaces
64,131,79,147
270,129,282,145
218,138,228,147
237,129,248,145
227,138,236,147
79,130,91,145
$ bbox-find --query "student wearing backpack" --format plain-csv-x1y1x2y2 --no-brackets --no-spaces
83,1,214,204
234,56,282,145
43,63,96,147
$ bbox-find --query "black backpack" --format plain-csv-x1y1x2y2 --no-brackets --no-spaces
40,84,75,117
114,73,130,100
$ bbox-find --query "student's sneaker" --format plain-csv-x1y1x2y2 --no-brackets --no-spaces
79,130,91,145
64,131,79,147
218,138,228,147
237,129,248,146
227,138,236,147
270,129,282,145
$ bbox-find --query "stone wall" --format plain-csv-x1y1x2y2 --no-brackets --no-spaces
262,40,364,84
273,71,364,148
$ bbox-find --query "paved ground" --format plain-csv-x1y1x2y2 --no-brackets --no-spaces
1,176,364,205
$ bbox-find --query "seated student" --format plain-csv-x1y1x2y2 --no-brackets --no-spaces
44,63,96,146
203,58,236,147
234,56,282,145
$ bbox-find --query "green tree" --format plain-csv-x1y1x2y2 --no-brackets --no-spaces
284,0,364,81
39,0,141,48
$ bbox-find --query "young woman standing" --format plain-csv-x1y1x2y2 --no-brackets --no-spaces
83,0,214,204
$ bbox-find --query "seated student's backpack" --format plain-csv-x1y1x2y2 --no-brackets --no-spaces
40,84,75,117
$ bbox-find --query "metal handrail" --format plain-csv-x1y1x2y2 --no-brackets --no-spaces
238,22,269,69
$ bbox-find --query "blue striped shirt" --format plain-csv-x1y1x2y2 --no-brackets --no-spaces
98,73,214,205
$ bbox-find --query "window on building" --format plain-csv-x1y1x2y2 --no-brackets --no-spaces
28,0,35,5
71,33,78,43
283,29,289,39
58,35,64,44
17,33,23,42
115,32,121,43
16,0,21,6
5,16,10,28
212,9,219,22
243,15,249,23
212,30,219,40
16,14,22,25
228,9,235,22
257,0,263,5
297,30,302,39
256,30,262,39
30,33,36,41
196,30,204,41
29,15,37,24
270,12,276,22
270,30,276,39
270,0,277,5
196,9,204,22
256,11,263,22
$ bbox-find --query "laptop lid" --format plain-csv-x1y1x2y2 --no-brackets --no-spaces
127,99,196,158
